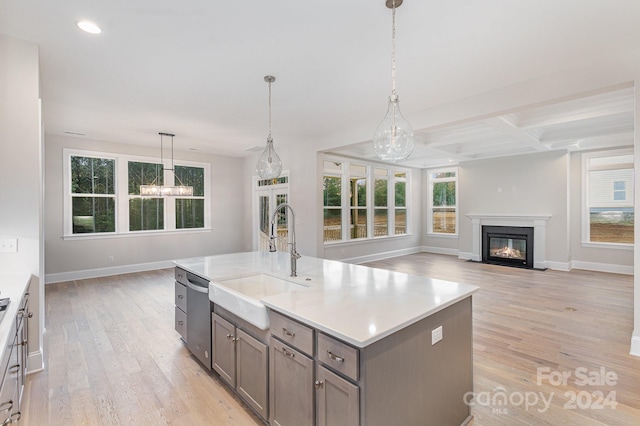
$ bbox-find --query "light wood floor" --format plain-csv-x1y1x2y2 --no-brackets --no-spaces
22,254,640,425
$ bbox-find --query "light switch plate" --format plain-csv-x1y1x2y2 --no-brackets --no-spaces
432,325,443,345
0,238,17,253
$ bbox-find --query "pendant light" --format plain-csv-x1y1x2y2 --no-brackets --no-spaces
256,75,283,179
373,0,415,162
140,132,194,196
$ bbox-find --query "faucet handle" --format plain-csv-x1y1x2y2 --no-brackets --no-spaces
268,236,277,252
291,248,301,259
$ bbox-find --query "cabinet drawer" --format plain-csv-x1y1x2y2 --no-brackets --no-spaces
175,267,187,285
175,281,186,312
175,306,187,341
269,311,314,356
317,332,359,382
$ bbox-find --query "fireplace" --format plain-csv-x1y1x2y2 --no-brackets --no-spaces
482,226,534,268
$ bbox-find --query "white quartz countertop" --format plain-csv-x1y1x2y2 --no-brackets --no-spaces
174,251,478,348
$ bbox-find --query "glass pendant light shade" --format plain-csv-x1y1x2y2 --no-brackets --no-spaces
374,0,415,162
256,136,282,179
373,95,414,161
256,75,283,179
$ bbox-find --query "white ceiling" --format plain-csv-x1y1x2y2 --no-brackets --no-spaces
1,0,638,168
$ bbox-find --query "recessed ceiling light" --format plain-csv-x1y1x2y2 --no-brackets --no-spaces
76,20,102,34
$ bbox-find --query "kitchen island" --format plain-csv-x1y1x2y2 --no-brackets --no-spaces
175,251,478,426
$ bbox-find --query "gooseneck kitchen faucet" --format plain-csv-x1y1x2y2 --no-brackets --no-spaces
269,203,300,277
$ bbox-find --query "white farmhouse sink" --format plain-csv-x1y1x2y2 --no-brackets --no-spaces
210,273,309,330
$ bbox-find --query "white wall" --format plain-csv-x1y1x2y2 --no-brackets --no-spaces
458,151,571,267
0,34,43,371
632,81,640,357
44,134,246,281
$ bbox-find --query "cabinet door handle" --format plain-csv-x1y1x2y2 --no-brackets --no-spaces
0,401,12,413
27,312,33,318
177,321,184,326
282,328,295,337
8,364,20,374
315,380,324,390
226,334,233,340
282,347,295,358
327,350,345,363
177,295,184,299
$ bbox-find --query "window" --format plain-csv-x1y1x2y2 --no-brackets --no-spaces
70,155,116,234
427,168,458,235
175,165,206,229
128,161,164,231
350,164,367,239
323,155,410,243
395,172,407,235
374,168,388,237
583,150,634,245
64,149,210,238
323,161,343,242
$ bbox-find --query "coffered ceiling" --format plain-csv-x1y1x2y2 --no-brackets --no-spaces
332,85,635,168
1,1,638,168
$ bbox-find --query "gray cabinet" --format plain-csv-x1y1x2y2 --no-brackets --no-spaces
212,313,269,420
212,313,235,385
0,284,30,425
174,273,187,341
316,365,359,426
316,332,360,426
269,337,314,426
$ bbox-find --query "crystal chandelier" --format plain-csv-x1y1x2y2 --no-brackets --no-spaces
140,132,194,196
256,75,283,179
373,0,415,162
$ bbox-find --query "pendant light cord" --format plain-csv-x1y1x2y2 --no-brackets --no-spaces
391,0,397,99
268,79,273,140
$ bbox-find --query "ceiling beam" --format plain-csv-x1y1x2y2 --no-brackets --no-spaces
482,116,550,151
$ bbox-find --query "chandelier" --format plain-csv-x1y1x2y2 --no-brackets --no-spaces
256,75,283,179
373,0,415,162
140,132,194,196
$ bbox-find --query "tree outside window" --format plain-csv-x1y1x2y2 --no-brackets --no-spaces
128,161,164,231
428,168,457,235
323,161,343,242
70,156,116,234
323,156,410,243
175,165,205,229
65,149,209,237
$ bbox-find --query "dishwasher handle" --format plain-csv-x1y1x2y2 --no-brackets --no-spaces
186,279,209,294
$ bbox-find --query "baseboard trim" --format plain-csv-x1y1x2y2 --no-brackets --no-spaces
421,246,459,256
27,350,44,374
544,261,571,272
631,333,640,357
45,260,175,284
571,260,634,275
341,247,422,265
457,251,476,261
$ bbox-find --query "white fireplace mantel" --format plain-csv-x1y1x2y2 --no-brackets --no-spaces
466,214,551,269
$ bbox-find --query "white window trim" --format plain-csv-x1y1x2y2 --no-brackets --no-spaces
427,166,458,237
581,148,633,249
63,148,211,239
323,155,411,245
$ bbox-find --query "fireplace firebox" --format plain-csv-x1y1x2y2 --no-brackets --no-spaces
482,226,534,268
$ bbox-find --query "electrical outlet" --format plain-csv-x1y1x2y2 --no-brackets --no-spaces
0,238,18,253
108,256,114,263
432,325,443,345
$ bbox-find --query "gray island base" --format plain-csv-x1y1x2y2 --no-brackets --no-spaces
174,251,478,426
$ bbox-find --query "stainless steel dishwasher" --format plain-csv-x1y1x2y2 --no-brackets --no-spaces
185,271,212,370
